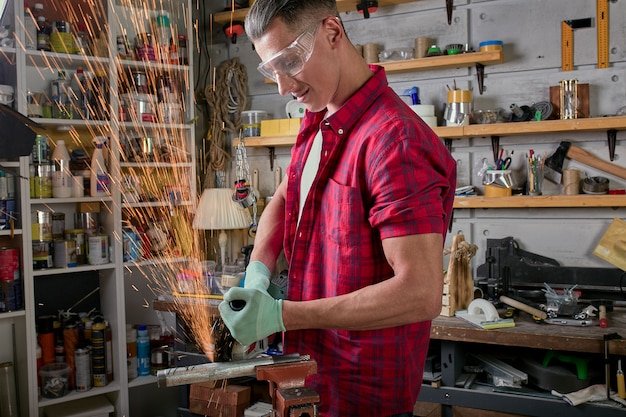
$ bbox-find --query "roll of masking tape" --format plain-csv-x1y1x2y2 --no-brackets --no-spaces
468,298,500,322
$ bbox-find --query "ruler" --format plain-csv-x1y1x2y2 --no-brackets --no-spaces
561,21,574,71
560,18,593,72
597,0,610,69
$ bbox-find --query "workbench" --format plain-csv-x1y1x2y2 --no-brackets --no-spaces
421,309,626,417
155,298,626,416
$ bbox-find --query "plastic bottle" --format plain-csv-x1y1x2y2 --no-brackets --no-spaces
51,71,71,119
126,324,137,380
90,136,110,197
70,68,87,119
155,10,171,64
35,4,50,52
24,3,38,50
0,171,7,199
136,325,151,376
51,140,72,198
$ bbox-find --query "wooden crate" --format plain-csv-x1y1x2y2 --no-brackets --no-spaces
189,384,251,417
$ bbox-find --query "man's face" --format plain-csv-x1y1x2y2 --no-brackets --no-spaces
254,17,338,113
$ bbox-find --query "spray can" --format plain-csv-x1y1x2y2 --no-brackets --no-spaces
136,325,150,376
90,136,109,197
91,321,107,386
74,344,92,392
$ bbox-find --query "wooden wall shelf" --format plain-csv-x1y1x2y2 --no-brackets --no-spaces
379,50,504,73
213,0,419,24
237,116,626,147
453,194,626,209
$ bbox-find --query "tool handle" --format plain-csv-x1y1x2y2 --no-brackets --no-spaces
568,145,626,180
499,295,547,320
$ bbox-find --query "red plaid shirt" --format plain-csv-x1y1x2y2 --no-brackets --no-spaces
282,66,456,415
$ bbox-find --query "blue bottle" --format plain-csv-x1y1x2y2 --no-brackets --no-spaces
136,325,151,376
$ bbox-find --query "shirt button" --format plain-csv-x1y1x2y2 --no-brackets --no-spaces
338,128,344,134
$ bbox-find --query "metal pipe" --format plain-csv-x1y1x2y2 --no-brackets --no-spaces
156,353,308,387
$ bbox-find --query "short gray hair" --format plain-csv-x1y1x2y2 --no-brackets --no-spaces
245,0,338,40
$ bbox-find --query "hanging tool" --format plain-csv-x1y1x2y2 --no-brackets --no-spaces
597,0,610,69
356,0,378,19
543,141,626,184
224,21,245,44
446,0,454,25
561,18,593,71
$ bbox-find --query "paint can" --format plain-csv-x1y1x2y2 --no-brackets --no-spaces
53,240,77,268
87,235,109,265
51,212,65,239
64,229,86,264
32,241,53,269
74,211,99,236
32,210,52,241
0,248,19,281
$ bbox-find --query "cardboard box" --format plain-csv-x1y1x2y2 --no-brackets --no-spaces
260,118,301,136
189,384,251,417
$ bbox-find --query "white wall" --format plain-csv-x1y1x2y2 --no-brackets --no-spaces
202,0,626,282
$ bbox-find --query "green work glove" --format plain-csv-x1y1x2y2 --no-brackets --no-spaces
243,261,271,291
219,286,285,346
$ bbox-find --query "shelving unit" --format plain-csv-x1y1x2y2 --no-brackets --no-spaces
0,0,197,415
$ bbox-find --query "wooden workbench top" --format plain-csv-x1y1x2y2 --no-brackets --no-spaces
432,308,626,355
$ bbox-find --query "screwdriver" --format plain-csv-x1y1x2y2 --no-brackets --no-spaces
618,359,626,399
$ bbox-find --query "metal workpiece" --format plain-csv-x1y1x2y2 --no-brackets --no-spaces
156,353,308,387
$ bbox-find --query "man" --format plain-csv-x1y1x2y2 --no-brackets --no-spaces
219,0,457,415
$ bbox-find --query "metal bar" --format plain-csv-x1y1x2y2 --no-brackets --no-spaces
156,353,307,387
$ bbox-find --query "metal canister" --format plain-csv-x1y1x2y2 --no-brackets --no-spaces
74,346,92,392
65,229,86,264
87,235,109,265
131,71,149,94
50,21,73,53
122,227,141,262
32,135,50,164
51,212,65,239
0,248,19,281
91,322,107,387
32,241,53,269
32,210,52,241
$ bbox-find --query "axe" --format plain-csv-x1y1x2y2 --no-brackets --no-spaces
544,141,626,184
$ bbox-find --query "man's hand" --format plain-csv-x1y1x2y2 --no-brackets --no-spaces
243,261,271,291
218,286,285,346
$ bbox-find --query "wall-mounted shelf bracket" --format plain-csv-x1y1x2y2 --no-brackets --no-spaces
268,147,275,171
446,0,454,25
445,138,453,153
476,63,485,95
491,135,500,163
607,129,617,161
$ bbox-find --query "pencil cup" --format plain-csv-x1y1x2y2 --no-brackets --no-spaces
414,37,432,59
526,158,544,196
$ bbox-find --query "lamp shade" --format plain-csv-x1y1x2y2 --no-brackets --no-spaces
193,188,252,230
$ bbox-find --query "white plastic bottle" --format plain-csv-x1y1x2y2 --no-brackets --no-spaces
136,325,150,376
90,136,110,197
24,4,38,50
51,140,73,198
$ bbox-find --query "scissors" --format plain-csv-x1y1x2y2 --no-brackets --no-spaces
495,156,511,170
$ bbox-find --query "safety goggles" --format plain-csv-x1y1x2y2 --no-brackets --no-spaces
257,21,321,82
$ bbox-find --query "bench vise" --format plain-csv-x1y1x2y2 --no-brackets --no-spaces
476,237,624,302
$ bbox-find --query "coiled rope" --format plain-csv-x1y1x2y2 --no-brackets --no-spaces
201,57,248,188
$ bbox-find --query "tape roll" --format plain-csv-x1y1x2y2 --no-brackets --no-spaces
468,298,499,322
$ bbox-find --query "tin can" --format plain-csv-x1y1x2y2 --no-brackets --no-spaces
91,322,107,387
74,346,92,392
122,228,141,262
32,135,50,164
0,248,19,281
178,34,188,65
32,210,52,241
32,241,53,269
0,199,15,230
51,213,65,239
53,240,77,268
65,229,86,265
87,235,109,265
